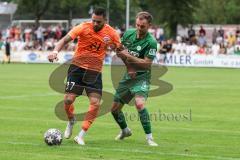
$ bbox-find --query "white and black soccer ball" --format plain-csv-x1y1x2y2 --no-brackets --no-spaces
44,128,62,146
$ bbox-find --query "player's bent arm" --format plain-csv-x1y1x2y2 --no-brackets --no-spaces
117,50,153,70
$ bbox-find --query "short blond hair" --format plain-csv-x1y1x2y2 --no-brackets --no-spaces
136,11,153,23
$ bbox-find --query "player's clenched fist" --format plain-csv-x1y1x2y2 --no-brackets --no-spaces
48,51,59,62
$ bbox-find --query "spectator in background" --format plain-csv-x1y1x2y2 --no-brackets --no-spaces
148,26,156,37
234,44,240,55
155,26,164,42
160,39,173,54
188,25,196,43
35,26,44,47
186,41,198,55
227,33,236,46
0,38,3,50
24,27,32,42
172,36,186,54
218,27,224,38
216,33,224,44
219,43,226,54
198,32,207,47
212,28,218,44
236,27,240,37
211,42,220,56
2,37,11,64
0,30,2,40
197,44,206,54
199,25,206,36
55,25,62,40
226,43,235,55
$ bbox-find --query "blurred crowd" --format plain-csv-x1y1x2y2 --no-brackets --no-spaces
1,24,240,56
0,25,74,51
149,25,240,56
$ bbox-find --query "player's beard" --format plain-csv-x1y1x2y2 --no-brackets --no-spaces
93,24,104,32
137,30,147,39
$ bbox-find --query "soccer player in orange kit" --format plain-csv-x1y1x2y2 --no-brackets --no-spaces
48,7,121,145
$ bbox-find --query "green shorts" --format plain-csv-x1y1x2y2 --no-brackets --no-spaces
113,77,150,104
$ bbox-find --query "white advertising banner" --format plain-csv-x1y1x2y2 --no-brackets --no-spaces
158,54,240,68
1,50,240,68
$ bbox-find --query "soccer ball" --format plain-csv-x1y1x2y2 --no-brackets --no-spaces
44,128,62,146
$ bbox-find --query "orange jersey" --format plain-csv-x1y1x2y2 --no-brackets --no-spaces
68,22,121,72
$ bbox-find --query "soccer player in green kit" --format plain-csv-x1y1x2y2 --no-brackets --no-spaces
111,12,158,146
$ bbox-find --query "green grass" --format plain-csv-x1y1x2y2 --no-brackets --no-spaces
0,63,239,160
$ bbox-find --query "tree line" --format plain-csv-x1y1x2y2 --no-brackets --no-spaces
4,0,240,38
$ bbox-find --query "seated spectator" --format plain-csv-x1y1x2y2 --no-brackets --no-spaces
219,43,227,54
186,41,198,55
234,44,240,55
226,43,235,55
160,39,173,54
198,32,207,47
197,44,206,54
211,43,220,56
172,36,186,54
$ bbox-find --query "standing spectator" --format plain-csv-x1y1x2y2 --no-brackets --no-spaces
188,25,196,43
212,28,218,44
24,27,32,42
35,26,44,46
218,27,224,38
2,37,11,64
236,27,240,37
155,26,165,42
199,25,206,36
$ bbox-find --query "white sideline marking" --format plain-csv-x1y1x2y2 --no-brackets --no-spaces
1,141,239,160
0,93,61,99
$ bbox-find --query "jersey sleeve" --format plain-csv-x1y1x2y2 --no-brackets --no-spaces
145,40,157,60
68,24,84,40
111,30,121,49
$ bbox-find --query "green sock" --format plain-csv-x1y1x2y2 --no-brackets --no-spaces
112,111,127,129
139,108,151,134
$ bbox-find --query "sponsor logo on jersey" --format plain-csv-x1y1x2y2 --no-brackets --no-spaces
137,46,141,51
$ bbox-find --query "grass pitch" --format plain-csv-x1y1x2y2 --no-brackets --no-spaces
0,64,239,160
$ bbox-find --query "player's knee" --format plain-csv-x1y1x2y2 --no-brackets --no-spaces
135,96,145,111
64,94,76,105
89,98,100,108
111,102,122,113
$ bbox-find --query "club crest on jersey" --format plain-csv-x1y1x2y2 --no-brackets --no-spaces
137,46,141,51
103,36,111,43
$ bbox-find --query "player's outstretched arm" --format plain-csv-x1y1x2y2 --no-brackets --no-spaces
48,35,73,62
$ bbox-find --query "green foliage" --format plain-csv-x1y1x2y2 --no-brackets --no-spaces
8,0,240,37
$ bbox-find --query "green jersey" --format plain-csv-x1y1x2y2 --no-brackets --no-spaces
121,28,157,80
